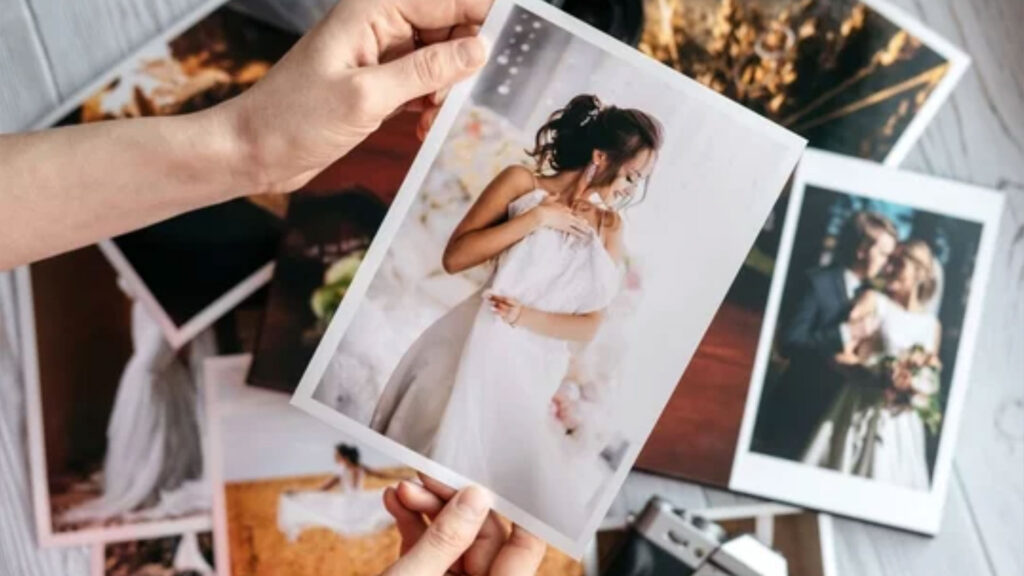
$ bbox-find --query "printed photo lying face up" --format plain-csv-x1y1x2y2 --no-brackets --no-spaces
731,150,1003,534
291,0,805,556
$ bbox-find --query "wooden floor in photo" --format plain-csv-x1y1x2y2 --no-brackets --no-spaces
1,0,1021,575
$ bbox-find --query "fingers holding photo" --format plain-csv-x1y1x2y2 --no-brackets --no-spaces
384,477,545,576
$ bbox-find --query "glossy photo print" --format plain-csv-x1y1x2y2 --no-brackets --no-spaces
19,248,216,547
731,150,1003,534
36,2,299,348
290,0,805,556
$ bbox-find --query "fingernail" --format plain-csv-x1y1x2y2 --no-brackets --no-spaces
456,37,488,69
455,486,491,516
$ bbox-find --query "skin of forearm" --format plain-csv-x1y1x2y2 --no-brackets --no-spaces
0,107,251,270
442,210,539,273
517,308,602,342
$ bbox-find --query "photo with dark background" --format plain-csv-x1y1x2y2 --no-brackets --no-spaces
750,185,983,477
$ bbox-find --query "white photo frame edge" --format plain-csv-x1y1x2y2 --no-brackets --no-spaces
16,265,214,548
30,0,274,351
728,149,1005,534
859,0,971,166
290,0,805,558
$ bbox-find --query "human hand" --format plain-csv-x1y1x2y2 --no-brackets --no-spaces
486,293,525,326
223,0,492,195
530,197,591,238
846,315,881,341
382,475,546,576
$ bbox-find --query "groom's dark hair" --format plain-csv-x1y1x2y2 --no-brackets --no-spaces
834,211,898,268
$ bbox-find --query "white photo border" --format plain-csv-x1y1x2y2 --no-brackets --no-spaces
30,0,273,350
16,265,214,548
729,149,1004,534
290,0,805,558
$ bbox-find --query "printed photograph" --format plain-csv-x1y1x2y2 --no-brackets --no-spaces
292,0,804,555
626,0,970,486
750,186,983,488
207,355,581,576
20,247,216,547
589,505,835,576
45,6,300,348
93,532,216,576
731,150,1002,533
636,0,968,161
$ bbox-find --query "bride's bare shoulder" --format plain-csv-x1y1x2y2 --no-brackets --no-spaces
489,165,539,201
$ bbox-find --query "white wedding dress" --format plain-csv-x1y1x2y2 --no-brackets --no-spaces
60,300,214,526
802,293,938,490
277,465,393,541
373,189,621,534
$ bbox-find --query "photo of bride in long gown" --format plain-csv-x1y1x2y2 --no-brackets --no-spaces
750,184,985,490
21,247,215,546
295,0,805,552
372,94,661,531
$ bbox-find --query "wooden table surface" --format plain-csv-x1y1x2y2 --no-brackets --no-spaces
1,0,1021,575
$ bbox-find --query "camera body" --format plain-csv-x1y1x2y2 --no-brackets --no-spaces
602,498,788,576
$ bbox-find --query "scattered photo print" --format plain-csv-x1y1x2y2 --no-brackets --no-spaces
95,532,216,576
20,247,215,547
730,150,1002,533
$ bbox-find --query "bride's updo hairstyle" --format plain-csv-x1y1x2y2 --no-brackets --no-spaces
528,94,663,204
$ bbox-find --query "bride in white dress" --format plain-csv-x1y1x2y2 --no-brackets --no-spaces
370,95,662,532
802,240,943,490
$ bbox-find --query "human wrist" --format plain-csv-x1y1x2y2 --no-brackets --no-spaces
190,104,265,200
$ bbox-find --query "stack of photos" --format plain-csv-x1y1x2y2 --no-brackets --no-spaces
291,0,806,556
587,505,837,576
614,0,972,485
205,355,583,576
35,2,301,348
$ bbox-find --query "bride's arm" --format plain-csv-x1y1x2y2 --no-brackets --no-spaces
517,309,604,342
442,166,590,273
489,293,604,342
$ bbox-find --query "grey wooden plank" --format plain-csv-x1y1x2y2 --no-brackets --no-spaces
24,0,206,99
0,0,59,132
831,477,997,576
885,1,1024,575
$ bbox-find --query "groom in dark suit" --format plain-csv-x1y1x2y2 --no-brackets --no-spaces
754,211,898,459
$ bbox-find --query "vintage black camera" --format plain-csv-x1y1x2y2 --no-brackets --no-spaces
601,498,788,576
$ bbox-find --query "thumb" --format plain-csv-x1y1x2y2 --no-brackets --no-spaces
362,36,488,114
386,485,492,576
